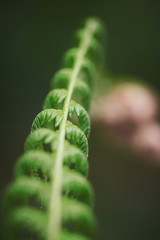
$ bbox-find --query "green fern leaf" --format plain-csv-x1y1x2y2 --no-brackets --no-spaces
4,17,104,240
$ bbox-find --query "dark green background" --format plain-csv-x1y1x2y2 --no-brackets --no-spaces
1,0,160,239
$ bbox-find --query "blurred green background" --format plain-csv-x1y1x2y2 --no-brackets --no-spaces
1,0,160,239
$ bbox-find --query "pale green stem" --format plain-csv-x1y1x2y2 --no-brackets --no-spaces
47,19,99,240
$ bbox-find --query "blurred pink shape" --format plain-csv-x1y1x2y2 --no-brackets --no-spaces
99,83,158,145
100,83,158,127
132,123,160,162
98,83,160,162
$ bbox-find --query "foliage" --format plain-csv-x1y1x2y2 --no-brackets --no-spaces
4,18,104,240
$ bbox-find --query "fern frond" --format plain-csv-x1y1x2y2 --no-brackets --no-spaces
4,17,104,240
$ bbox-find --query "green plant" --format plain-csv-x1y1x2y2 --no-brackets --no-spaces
4,18,104,240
